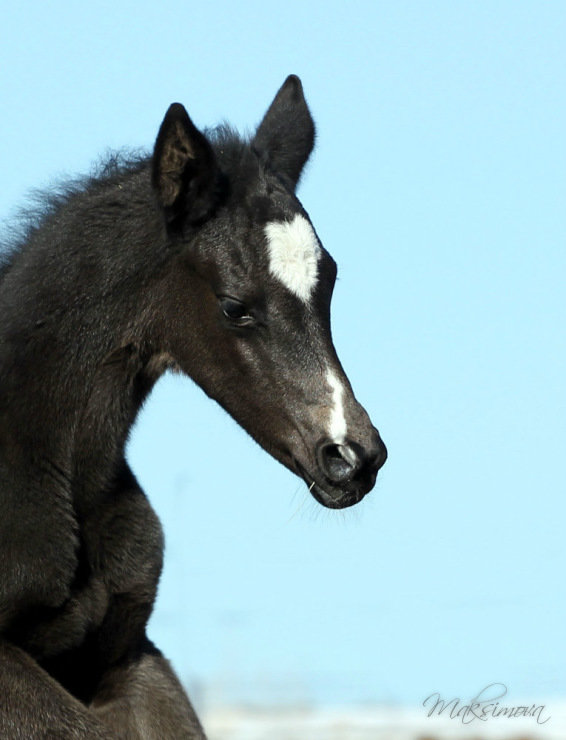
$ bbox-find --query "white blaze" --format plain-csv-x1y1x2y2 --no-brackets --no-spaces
326,370,347,443
265,214,321,302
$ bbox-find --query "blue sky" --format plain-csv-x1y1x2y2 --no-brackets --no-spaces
2,0,565,711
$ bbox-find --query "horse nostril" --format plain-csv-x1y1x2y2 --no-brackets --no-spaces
337,443,359,468
319,441,363,485
316,434,387,491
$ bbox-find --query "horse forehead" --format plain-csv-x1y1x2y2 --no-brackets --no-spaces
264,214,321,302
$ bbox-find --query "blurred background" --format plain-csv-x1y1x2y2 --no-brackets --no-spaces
1,2,565,738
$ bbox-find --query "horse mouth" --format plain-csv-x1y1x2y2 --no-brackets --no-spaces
294,461,370,510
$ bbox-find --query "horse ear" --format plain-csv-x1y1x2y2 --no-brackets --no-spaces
152,103,217,226
252,75,315,189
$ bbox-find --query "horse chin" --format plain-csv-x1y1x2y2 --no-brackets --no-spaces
309,482,367,510
294,462,369,509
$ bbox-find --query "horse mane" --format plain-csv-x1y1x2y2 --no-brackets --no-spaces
0,124,253,285
207,123,251,168
0,151,150,283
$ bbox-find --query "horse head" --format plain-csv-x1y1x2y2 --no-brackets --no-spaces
151,76,387,509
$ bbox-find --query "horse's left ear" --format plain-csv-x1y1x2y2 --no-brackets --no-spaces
252,75,315,189
152,103,217,226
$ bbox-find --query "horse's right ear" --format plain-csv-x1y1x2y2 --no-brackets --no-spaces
252,75,315,189
152,103,217,226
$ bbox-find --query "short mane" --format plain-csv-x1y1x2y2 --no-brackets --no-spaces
0,124,250,284
1,151,150,280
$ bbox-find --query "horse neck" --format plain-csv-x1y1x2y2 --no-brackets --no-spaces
0,168,173,492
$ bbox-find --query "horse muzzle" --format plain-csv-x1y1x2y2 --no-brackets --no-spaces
296,428,387,509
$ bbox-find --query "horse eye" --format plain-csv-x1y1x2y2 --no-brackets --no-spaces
219,297,253,325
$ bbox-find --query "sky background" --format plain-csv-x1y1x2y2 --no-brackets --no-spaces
1,0,565,716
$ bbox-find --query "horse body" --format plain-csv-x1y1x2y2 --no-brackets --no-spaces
0,77,386,738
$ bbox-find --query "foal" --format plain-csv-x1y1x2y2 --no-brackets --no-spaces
0,76,386,738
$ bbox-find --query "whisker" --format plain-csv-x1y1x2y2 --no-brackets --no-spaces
285,484,309,524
